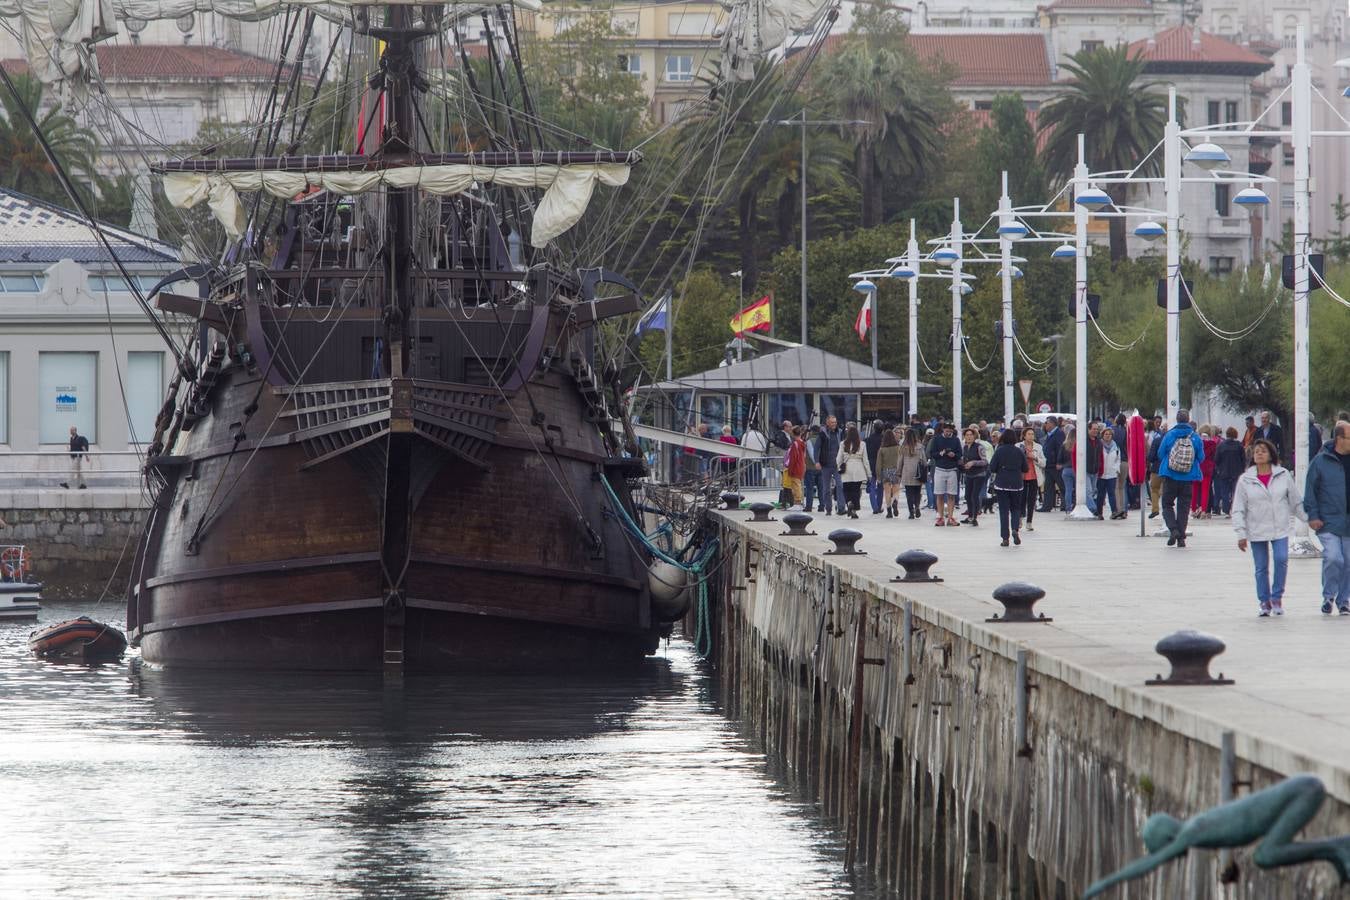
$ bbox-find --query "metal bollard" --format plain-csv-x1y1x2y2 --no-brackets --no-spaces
823,528,865,555
780,512,815,536
720,491,744,510
986,582,1053,623
1145,630,1234,686
747,502,776,523
891,549,942,583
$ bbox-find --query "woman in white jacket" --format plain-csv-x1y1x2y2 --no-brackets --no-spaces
1232,438,1306,616
836,425,872,519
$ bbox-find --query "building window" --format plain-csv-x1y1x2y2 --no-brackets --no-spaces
1208,101,1221,126
667,13,714,36
1281,101,1292,126
1225,100,1239,122
1217,14,1233,33
617,53,641,75
974,100,993,110
39,351,96,444
1080,40,1104,52
88,275,161,293
126,352,163,445
1215,183,1231,216
1209,256,1235,276
664,55,693,82
818,394,859,425
1283,14,1300,40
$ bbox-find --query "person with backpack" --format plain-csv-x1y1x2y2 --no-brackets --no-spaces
1156,409,1205,548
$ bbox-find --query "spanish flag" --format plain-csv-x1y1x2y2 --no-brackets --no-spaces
730,295,772,336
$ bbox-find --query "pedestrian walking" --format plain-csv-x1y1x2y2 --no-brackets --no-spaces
782,426,807,508
1146,417,1164,518
960,427,989,526
1192,425,1218,518
1232,439,1304,616
1304,421,1350,615
1020,427,1044,531
815,416,845,515
1061,426,1077,512
1095,427,1124,519
930,422,963,527
897,428,927,519
1157,409,1205,548
803,424,820,511
865,421,885,515
1040,417,1064,512
62,426,89,489
876,428,901,518
741,421,768,487
923,427,937,510
836,425,872,520
990,429,1028,546
1212,427,1245,517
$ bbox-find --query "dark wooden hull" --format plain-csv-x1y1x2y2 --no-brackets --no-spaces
130,309,657,671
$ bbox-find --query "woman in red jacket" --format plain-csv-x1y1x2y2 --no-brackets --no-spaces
1192,424,1218,518
782,426,807,507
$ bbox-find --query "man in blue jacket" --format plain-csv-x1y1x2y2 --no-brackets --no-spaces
1156,409,1204,548
815,415,845,515
1304,421,1350,615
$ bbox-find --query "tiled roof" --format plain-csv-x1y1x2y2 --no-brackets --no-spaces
0,190,177,264
1043,0,1150,9
4,45,287,80
907,33,1053,86
1127,26,1273,73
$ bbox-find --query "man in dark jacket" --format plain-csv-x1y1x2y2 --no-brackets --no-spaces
1084,423,1102,514
815,416,845,515
1212,427,1246,516
61,425,89,489
1039,417,1064,512
1257,411,1283,456
865,420,885,514
929,422,963,524
1305,422,1350,615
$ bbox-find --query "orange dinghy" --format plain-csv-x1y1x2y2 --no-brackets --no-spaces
29,617,127,662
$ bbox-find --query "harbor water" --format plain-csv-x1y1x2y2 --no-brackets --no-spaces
1,599,879,898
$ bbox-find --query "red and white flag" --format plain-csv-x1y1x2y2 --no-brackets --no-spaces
854,293,872,343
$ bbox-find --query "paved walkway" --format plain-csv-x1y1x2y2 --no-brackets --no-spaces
726,494,1350,803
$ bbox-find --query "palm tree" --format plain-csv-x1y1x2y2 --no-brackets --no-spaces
1038,46,1172,262
816,30,945,227
678,62,848,291
0,73,100,207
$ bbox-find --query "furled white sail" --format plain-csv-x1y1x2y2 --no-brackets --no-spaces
162,163,631,247
0,0,538,88
720,0,834,81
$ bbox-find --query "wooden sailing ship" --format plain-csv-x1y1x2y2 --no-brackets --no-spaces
122,8,674,671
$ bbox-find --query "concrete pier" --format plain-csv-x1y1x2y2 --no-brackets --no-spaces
706,504,1350,898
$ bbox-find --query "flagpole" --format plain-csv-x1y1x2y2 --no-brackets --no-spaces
665,296,672,382
870,289,878,372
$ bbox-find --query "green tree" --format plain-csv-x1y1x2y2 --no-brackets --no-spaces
816,7,947,227
1038,46,1171,262
971,93,1047,216
0,72,101,207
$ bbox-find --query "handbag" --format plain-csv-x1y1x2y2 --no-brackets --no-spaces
839,459,848,475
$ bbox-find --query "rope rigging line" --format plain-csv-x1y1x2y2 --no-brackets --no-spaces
960,337,997,373
1179,275,1281,342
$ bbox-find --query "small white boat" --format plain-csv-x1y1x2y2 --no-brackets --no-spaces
0,545,42,622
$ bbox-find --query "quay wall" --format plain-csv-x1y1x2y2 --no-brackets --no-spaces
706,512,1350,898
0,490,148,593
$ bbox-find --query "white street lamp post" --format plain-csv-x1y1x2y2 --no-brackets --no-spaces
907,220,920,418
998,173,1016,423
1070,135,1093,519
1164,90,1182,420
1292,32,1314,555
950,198,964,427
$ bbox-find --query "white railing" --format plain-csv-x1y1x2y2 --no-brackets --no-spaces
0,451,145,489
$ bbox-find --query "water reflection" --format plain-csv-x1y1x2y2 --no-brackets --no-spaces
0,601,869,898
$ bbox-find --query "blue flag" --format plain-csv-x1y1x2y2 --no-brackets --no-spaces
633,294,669,336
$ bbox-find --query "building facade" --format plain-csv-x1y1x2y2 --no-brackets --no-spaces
0,191,185,456
531,0,724,125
